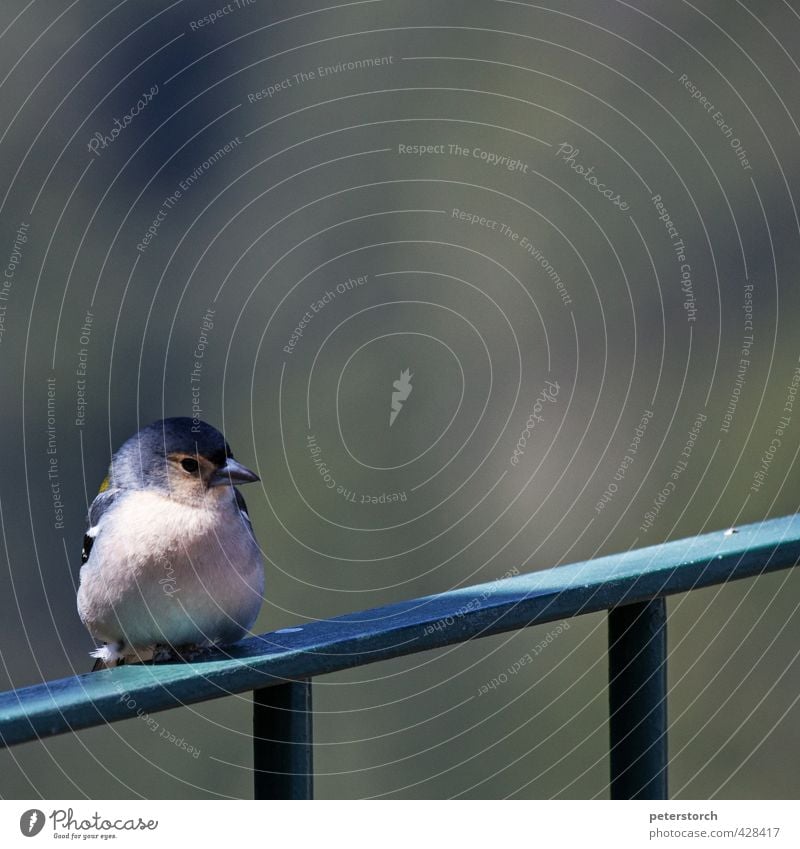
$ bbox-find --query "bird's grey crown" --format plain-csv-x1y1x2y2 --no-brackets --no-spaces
109,417,232,490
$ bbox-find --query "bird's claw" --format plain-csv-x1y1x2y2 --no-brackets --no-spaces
152,643,214,664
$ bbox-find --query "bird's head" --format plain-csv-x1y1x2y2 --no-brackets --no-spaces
111,417,259,504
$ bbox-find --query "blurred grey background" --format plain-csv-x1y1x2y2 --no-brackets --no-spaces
1,0,799,798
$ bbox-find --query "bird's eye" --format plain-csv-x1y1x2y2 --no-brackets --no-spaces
181,458,199,473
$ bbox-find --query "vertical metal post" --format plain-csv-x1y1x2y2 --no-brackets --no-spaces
608,598,668,799
253,680,313,799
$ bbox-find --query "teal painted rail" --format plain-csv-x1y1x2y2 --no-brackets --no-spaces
1,514,799,799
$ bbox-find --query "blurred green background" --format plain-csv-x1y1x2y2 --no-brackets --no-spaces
1,0,799,798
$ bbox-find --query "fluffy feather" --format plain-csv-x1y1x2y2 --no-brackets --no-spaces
78,487,264,659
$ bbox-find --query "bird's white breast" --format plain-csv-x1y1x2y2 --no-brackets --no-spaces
77,488,264,653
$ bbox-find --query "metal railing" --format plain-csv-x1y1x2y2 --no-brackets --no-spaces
2,514,799,799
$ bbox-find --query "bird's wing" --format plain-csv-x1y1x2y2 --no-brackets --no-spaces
81,476,117,565
234,487,257,540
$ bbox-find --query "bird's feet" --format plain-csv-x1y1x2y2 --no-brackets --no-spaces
152,643,215,664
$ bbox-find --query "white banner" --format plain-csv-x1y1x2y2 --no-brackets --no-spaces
0,800,796,849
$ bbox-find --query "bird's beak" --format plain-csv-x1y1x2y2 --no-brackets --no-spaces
209,458,260,487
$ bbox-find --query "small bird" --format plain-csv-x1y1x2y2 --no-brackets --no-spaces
77,418,264,670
